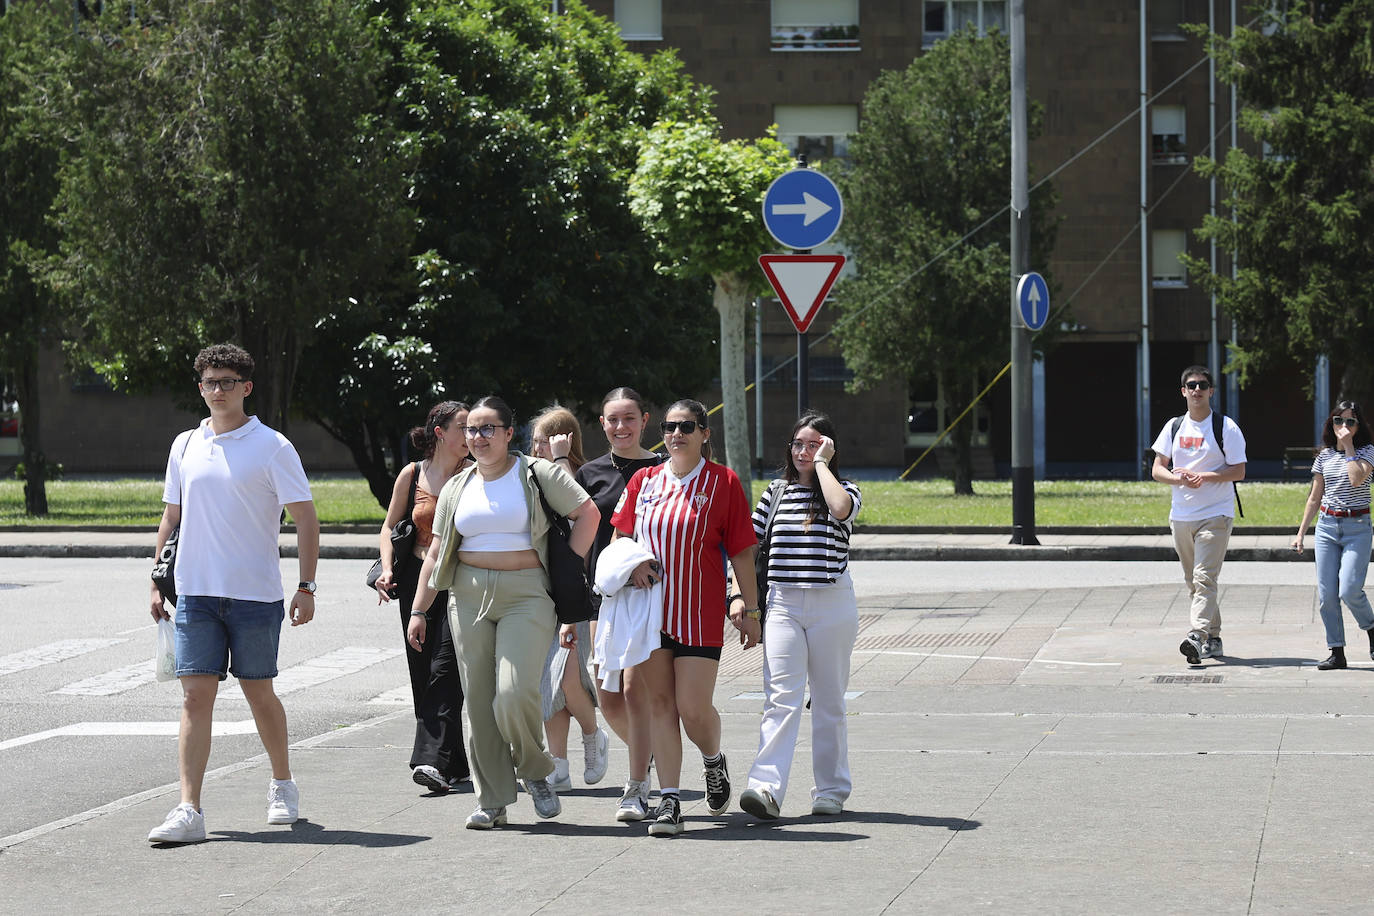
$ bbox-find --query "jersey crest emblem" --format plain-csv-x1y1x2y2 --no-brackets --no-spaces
692,493,709,509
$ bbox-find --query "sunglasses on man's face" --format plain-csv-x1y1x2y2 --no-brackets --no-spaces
1184,380,1211,390
660,420,700,435
1333,417,1359,428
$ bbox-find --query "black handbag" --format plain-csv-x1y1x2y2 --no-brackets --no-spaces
753,479,786,617
529,459,595,625
151,432,193,605
366,462,420,595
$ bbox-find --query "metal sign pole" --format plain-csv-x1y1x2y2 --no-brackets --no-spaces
1009,0,1038,545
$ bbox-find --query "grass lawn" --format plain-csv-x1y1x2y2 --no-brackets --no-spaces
0,475,1312,529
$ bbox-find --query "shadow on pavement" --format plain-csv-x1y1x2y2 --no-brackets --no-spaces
208,820,429,847
1216,655,1327,668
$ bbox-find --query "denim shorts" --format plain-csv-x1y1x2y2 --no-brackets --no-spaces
175,595,285,680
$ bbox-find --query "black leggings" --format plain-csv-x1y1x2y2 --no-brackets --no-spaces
396,554,469,780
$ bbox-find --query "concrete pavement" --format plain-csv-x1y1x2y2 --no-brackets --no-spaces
6,562,1374,913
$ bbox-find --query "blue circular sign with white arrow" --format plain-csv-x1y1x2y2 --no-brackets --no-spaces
762,168,844,251
1016,271,1050,331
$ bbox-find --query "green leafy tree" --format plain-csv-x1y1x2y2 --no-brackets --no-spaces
828,27,1056,494
0,2,69,514
1187,2,1374,404
629,118,794,485
41,0,414,433
296,0,720,504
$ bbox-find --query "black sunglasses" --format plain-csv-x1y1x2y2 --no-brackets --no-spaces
1333,417,1359,427
1184,380,1211,390
660,420,701,435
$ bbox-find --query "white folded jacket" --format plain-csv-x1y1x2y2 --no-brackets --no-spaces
591,538,664,692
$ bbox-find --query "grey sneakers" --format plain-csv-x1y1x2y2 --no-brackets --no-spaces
147,802,206,844
1179,632,1205,665
524,777,562,819
1203,636,1223,659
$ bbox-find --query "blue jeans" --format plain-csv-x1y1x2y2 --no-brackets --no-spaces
175,595,285,679
1314,514,1374,648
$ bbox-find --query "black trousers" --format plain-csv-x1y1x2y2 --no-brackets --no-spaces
396,554,469,780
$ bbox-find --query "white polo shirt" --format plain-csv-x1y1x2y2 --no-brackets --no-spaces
162,416,313,602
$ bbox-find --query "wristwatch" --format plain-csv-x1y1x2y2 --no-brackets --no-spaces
742,608,762,620
297,580,317,595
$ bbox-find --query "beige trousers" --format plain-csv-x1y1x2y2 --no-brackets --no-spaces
1170,515,1233,638
449,564,558,809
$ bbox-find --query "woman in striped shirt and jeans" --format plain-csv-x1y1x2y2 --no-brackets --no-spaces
740,412,862,819
1291,401,1374,670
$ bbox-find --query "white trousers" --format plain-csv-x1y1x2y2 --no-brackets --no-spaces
746,573,859,807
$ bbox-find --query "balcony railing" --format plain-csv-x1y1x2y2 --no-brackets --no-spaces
771,23,861,51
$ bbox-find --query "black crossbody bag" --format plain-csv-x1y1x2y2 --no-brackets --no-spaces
529,459,595,625
151,432,193,605
366,462,419,595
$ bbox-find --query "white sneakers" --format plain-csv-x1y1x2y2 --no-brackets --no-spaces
616,778,651,822
266,778,299,825
582,726,610,785
740,786,781,820
549,757,573,791
148,803,206,844
811,796,843,816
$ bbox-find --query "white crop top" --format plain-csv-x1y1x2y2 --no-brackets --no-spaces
452,461,534,552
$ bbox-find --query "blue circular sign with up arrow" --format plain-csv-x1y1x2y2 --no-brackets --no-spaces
1016,272,1050,331
762,168,844,251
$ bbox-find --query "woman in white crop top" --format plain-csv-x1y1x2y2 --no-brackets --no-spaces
411,396,598,830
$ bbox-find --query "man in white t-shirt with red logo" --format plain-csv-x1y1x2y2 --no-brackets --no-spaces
146,343,320,844
1151,364,1247,666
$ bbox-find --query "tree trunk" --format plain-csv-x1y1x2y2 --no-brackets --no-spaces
240,322,299,434
1338,361,1374,413
939,366,975,496
311,412,396,509
713,272,753,488
16,344,48,516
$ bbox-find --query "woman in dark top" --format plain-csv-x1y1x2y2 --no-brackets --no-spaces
375,400,471,792
574,386,663,822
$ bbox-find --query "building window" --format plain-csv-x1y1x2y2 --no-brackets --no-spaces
1149,0,1188,40
614,0,661,41
1151,105,1187,165
906,373,991,448
771,0,860,50
923,1,1007,46
1152,229,1188,287
774,104,858,163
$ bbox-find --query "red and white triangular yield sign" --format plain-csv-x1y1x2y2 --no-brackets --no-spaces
758,254,846,334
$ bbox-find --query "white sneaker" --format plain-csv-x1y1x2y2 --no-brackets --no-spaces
465,806,507,830
615,778,651,822
582,726,609,785
549,757,572,792
267,778,299,825
811,796,843,816
740,786,780,820
148,803,206,844
524,777,562,819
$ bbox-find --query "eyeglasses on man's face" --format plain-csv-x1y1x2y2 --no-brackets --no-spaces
463,424,508,439
199,377,245,392
1333,417,1359,428
660,420,701,435
1183,380,1211,391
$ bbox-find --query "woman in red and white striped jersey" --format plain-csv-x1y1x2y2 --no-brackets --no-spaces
610,399,760,836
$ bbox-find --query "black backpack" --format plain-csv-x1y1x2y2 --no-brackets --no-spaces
1168,412,1243,518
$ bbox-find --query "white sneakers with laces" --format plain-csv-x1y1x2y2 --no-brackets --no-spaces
266,778,299,825
616,778,651,822
148,802,206,844
582,726,610,785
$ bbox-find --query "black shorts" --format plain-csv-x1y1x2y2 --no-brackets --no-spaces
659,631,722,661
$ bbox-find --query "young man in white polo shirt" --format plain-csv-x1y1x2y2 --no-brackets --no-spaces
1151,365,1247,666
147,344,320,844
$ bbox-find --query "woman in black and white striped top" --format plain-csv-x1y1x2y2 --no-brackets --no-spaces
1292,400,1374,670
738,412,862,821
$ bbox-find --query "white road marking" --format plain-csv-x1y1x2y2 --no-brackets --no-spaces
0,718,259,752
0,638,126,676
219,646,404,700
0,710,409,850
852,649,1122,667
51,659,159,696
732,690,865,701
